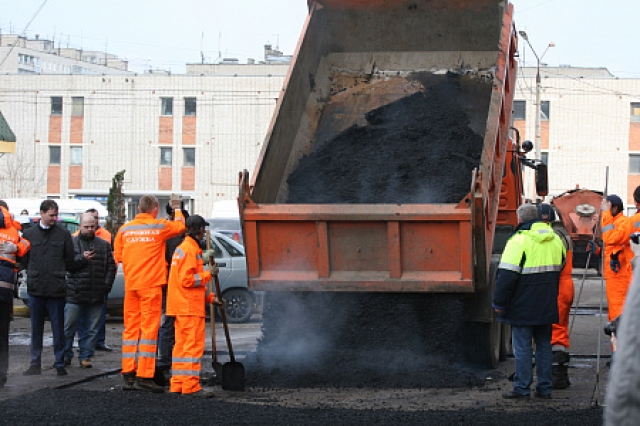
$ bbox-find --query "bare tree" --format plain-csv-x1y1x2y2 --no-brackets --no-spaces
106,169,126,235
0,148,46,198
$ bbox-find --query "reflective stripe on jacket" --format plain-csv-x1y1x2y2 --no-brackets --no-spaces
493,221,566,326
114,210,185,291
166,236,213,317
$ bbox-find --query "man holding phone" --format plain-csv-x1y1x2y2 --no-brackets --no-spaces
63,213,116,368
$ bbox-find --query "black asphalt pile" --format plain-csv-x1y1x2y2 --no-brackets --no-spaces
286,72,492,204
0,388,604,426
246,292,483,389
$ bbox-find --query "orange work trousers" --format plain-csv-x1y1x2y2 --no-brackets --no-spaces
121,287,162,378
170,315,205,395
551,252,575,348
606,274,631,322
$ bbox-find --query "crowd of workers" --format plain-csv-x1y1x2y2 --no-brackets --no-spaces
0,195,220,397
0,187,639,402
493,188,640,401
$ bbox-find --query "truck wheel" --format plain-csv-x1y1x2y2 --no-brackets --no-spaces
220,288,254,324
499,323,512,361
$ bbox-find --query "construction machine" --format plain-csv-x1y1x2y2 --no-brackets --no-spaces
238,0,546,368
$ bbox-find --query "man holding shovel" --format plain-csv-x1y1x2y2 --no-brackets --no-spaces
166,215,219,397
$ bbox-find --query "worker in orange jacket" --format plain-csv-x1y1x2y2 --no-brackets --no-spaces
588,195,633,323
627,186,640,258
0,202,31,387
167,215,218,397
538,204,573,389
114,195,185,393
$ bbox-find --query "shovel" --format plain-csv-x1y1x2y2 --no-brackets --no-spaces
206,231,223,383
213,270,246,391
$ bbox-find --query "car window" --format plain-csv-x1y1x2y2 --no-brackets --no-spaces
209,239,224,258
62,221,79,234
216,236,243,257
207,218,240,230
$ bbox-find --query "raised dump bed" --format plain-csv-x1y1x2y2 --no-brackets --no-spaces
239,0,526,367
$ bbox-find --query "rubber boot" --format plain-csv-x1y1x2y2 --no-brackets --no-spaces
134,377,166,393
552,364,570,389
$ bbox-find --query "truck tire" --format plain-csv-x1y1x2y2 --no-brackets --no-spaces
220,288,254,324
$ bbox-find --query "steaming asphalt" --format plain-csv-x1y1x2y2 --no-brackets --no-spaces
0,272,610,424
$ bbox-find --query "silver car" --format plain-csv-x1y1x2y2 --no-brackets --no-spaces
20,232,258,323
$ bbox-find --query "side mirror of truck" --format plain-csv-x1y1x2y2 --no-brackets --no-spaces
536,163,549,197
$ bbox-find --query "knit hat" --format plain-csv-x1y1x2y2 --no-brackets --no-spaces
537,203,556,222
607,194,623,209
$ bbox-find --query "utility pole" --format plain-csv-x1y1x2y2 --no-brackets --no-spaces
518,31,554,161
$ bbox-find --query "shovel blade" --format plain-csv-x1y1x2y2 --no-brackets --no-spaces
221,362,245,391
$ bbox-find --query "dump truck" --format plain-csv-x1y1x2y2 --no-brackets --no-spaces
551,188,603,273
238,0,547,368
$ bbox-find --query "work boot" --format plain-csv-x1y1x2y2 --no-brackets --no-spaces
64,358,72,367
122,372,136,391
96,343,113,352
23,365,41,376
502,391,529,400
552,350,570,365
552,364,570,389
184,388,216,398
80,359,92,369
134,377,165,393
56,367,68,376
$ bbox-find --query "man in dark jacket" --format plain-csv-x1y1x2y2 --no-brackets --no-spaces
493,203,565,400
22,200,76,376
63,213,116,368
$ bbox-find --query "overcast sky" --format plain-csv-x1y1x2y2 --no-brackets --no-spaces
1,0,639,77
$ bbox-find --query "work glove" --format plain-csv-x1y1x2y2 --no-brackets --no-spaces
202,250,215,264
205,290,215,304
0,242,17,254
207,262,220,276
631,233,640,244
586,241,599,255
610,252,621,273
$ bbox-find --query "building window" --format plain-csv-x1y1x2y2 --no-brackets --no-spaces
512,100,526,120
630,154,640,174
183,148,195,166
161,98,173,116
51,97,63,115
49,146,61,164
184,98,197,116
71,97,84,117
540,101,550,121
160,147,173,166
70,147,82,165
631,103,640,122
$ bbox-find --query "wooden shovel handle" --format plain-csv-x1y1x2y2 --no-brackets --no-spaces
205,231,217,359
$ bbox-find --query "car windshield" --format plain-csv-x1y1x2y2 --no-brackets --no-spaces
207,218,240,231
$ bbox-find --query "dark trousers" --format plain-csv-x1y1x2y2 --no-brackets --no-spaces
28,295,66,368
0,300,11,381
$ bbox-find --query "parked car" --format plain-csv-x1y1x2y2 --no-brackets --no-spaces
19,232,258,323
206,217,243,245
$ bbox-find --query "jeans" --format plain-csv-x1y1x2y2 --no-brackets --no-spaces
512,324,553,396
0,300,11,381
28,295,66,368
64,303,103,362
78,297,107,347
157,288,175,369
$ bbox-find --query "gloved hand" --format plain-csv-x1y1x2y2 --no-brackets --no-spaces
632,233,640,244
587,241,599,255
205,290,215,304
202,250,215,264
610,252,621,273
0,242,17,254
207,262,220,276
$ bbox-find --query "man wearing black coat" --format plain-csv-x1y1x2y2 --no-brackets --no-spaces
22,200,76,376
63,213,116,369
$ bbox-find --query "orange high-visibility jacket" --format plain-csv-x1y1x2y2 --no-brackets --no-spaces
0,207,30,266
114,210,185,291
601,210,633,278
166,236,213,317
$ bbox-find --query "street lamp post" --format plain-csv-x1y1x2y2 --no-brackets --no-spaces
518,31,554,161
